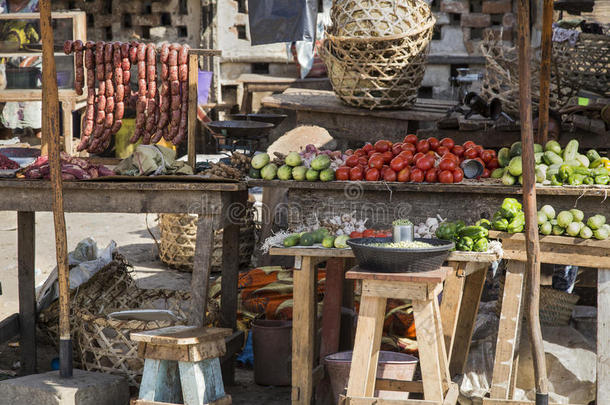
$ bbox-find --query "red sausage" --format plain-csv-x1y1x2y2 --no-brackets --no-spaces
63,40,73,55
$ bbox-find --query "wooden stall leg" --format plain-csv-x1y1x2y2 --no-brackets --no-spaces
346,291,386,398
448,262,488,376
598,268,610,403
292,256,317,405
61,100,73,154
17,211,36,375
340,258,356,351
440,262,466,364
189,214,216,327
489,261,526,399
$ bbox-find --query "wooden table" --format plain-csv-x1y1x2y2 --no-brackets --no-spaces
261,88,455,146
484,231,610,405
0,179,247,383
237,74,331,114
269,246,499,405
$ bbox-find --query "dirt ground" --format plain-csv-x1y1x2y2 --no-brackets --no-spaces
0,210,290,404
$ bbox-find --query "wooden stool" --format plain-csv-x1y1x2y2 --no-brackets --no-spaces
131,326,232,405
341,267,459,405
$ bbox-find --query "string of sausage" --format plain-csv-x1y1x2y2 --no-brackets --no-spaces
76,41,95,151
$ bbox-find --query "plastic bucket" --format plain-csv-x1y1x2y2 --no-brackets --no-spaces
324,350,418,404
252,319,292,386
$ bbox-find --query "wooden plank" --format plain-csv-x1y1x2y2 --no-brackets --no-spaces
432,294,451,391
489,261,526,399
187,54,198,169
292,256,317,405
135,397,231,405
188,49,222,56
131,326,231,345
482,400,580,405
375,379,424,393
190,215,216,327
442,382,459,405
343,397,440,405
501,246,610,268
17,211,36,375
0,313,20,345
489,231,610,248
0,179,245,192
138,359,182,403
598,268,610,404
448,263,488,376
178,358,226,404
346,294,387,398
362,279,430,301
346,267,451,284
439,264,466,365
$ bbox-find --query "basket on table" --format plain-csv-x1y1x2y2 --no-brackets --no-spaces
320,0,435,110
158,201,255,272
553,33,610,98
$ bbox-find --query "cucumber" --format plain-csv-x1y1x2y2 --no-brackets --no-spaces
576,154,590,168
543,151,563,166
563,139,579,162
283,234,300,247
586,149,601,163
510,141,522,158
497,147,511,167
300,232,315,246
545,140,562,155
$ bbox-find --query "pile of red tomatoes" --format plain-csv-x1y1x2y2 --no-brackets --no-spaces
335,135,499,183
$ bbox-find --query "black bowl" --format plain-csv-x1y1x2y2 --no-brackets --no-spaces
207,120,274,139
228,113,288,126
346,237,454,273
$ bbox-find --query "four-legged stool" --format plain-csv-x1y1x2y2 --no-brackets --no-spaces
131,326,232,405
341,267,459,405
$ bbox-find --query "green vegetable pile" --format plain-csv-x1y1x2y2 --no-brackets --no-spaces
282,228,350,248
491,198,525,233
537,205,608,240
250,152,335,182
374,240,434,249
492,139,609,186
392,219,413,226
435,219,490,252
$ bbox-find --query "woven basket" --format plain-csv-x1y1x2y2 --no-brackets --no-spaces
553,33,610,97
496,279,579,326
329,0,432,38
158,202,255,272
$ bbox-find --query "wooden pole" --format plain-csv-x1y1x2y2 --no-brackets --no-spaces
537,0,553,145
40,0,73,377
187,53,198,169
516,0,548,402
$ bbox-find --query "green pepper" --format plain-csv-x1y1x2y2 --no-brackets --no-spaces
592,167,609,177
595,175,609,185
590,158,605,168
456,236,474,251
583,176,594,185
492,211,504,222
568,173,585,185
473,238,489,252
507,213,525,233
454,220,466,233
475,219,492,230
500,198,523,219
573,167,591,176
558,164,574,182
435,222,457,240
492,218,509,231
458,225,489,241
550,174,563,186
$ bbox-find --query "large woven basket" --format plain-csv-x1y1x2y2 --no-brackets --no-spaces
553,33,610,97
158,202,255,272
330,0,432,38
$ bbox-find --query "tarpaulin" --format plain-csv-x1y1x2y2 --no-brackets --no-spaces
248,0,318,45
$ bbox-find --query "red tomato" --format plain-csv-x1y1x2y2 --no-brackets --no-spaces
349,231,363,238
443,152,460,164
440,137,455,150
365,168,380,181
354,148,366,157
374,231,387,238
349,166,364,181
436,146,449,156
390,156,407,172
425,169,438,183
335,166,350,180
374,140,391,153
382,150,394,163
413,152,425,162
397,167,411,182
474,145,484,155
383,169,397,182
344,149,354,155
439,158,457,171
367,149,378,158
401,142,416,153
464,147,478,159
345,155,359,167
439,170,454,184
391,143,403,156
398,150,414,164
426,150,437,157
453,168,464,183
463,140,476,150
358,156,369,166
480,149,495,163
417,139,430,153
487,158,500,170
362,229,376,238
410,168,424,183
362,142,374,153
452,145,465,157
481,168,491,178
404,134,418,144
416,155,435,171
474,157,485,167
368,155,384,169
427,137,440,151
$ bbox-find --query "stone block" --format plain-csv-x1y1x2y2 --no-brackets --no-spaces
440,0,468,14
433,11,450,25
430,25,468,55
132,14,161,26
482,0,512,14
503,12,516,27
0,369,129,405
461,13,492,28
421,64,451,88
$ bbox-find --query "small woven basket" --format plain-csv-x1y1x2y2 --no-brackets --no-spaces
496,279,579,326
553,33,610,97
158,201,255,272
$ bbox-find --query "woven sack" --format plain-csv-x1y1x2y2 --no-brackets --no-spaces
329,0,432,38
553,33,610,97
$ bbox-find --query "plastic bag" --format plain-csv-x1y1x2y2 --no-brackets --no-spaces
248,0,318,45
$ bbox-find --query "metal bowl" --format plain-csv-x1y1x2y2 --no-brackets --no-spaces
228,113,288,126
207,120,274,139
347,237,454,273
